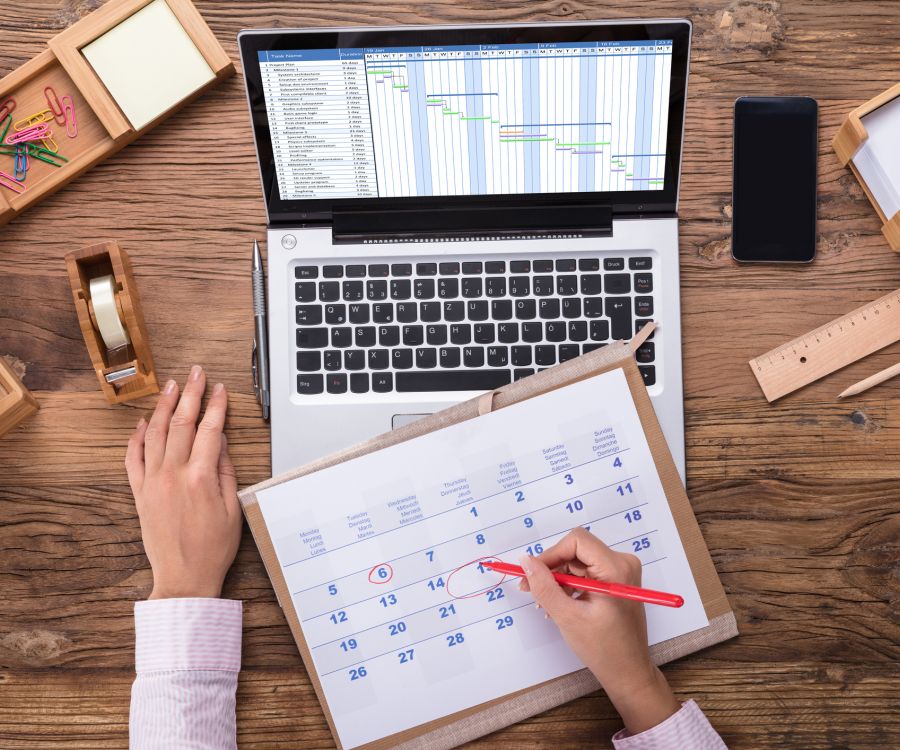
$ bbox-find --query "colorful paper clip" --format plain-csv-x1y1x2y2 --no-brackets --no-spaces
0,170,26,194
0,98,15,122
6,123,50,145
0,115,11,144
13,145,27,182
27,143,65,168
44,86,67,126
61,95,77,138
13,110,52,131
41,135,59,153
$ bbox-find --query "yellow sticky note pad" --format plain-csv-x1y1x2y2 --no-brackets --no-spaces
82,0,215,131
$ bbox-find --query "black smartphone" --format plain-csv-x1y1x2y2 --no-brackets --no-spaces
732,96,818,263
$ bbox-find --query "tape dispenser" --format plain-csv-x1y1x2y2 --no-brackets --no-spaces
65,241,158,404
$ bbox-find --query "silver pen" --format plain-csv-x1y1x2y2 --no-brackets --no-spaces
251,239,271,421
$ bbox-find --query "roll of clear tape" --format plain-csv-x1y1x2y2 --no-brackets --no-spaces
89,275,131,350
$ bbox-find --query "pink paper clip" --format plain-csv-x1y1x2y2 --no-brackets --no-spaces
61,95,77,138
44,86,67,126
0,98,15,122
0,170,26,194
6,123,50,144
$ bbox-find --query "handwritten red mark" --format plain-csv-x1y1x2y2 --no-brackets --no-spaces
367,562,394,584
446,555,508,600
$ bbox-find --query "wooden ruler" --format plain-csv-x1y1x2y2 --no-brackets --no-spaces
750,288,900,401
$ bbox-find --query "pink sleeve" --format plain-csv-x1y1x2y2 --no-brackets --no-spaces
612,700,728,750
129,598,242,750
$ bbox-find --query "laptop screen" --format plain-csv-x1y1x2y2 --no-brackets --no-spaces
239,22,691,222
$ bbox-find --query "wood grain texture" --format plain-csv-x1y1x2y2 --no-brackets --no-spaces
1,1,899,748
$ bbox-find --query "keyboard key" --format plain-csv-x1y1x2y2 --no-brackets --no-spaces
590,320,610,341
487,345,508,367
555,258,576,272
607,297,632,339
568,321,588,342
319,281,340,301
355,326,376,347
372,303,394,323
426,324,447,346
350,372,369,393
296,351,321,372
486,277,506,297
635,297,654,317
368,264,389,277
439,347,461,368
416,347,437,368
462,277,483,298
533,259,553,273
515,299,537,320
344,349,365,370
497,322,518,343
391,263,412,277
635,320,655,339
514,368,535,381
450,323,472,345
462,261,483,274
379,325,400,346
368,349,389,370
583,343,606,354
639,365,656,386
297,328,328,348
522,322,542,343
510,260,531,273
390,279,411,300
396,369,512,392
485,260,506,274
438,278,459,298
295,282,316,302
324,350,341,370
346,264,366,278
474,323,495,344
367,280,388,300
420,302,441,322
296,266,318,279
324,303,346,325
492,299,513,321
396,302,417,323
349,303,370,324
636,342,655,363
467,300,489,321
343,281,364,301
323,265,343,278
559,344,580,362
416,262,437,276
326,373,347,394
629,257,653,270
372,372,394,393
403,326,424,346
546,321,566,342
561,298,581,319
535,345,556,366
533,276,554,296
511,346,532,366
444,301,465,322
539,299,560,319
297,374,324,394
439,262,460,275
605,274,631,294
392,349,413,369
509,276,530,297
584,298,603,318
634,273,653,294
463,346,485,367
578,258,600,272
296,305,322,326
581,274,603,295
332,327,352,347
414,279,435,299
604,258,625,271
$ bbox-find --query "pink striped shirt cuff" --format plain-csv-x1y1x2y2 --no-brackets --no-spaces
612,700,727,749
134,598,242,673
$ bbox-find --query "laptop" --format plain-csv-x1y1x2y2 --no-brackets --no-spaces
238,19,692,479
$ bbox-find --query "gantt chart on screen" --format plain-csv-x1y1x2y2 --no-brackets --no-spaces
258,41,672,200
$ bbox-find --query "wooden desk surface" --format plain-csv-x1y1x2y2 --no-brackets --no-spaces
1,1,898,748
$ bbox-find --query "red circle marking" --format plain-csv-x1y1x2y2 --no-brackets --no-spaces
367,562,394,584
445,555,509,600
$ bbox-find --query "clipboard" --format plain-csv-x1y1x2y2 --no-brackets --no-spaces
238,333,738,750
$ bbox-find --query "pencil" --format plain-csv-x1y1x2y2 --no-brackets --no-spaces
837,361,900,399
482,560,684,608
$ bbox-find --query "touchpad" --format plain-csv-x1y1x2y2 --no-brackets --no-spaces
392,413,432,429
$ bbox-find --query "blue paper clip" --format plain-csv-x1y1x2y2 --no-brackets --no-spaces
13,144,27,182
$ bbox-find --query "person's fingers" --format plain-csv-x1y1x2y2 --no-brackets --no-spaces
125,417,148,493
217,433,239,506
191,382,228,469
165,365,206,465
536,527,619,574
519,555,575,620
144,379,179,471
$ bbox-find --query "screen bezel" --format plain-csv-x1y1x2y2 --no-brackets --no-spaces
732,96,818,263
238,20,692,225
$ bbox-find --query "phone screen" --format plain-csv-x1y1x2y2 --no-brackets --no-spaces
732,97,817,263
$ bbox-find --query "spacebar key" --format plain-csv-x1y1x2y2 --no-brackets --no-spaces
396,370,512,392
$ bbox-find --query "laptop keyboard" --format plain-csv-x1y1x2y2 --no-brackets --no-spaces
294,256,657,395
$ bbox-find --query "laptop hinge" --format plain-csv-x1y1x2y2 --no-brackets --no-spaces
332,202,612,244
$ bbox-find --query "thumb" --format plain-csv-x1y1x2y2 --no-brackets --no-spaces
519,555,574,619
